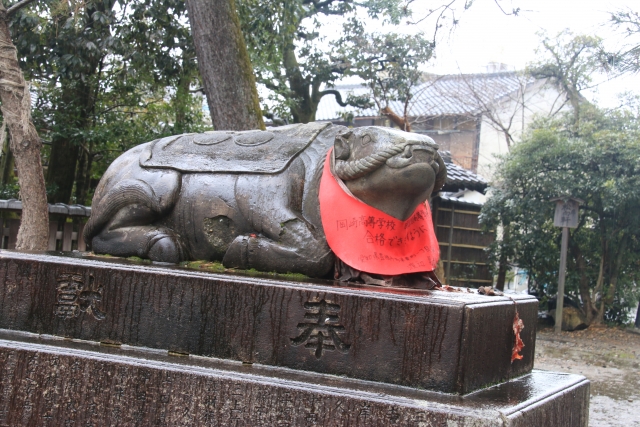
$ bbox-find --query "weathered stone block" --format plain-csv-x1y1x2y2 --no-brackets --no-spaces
0,251,536,394
0,330,589,426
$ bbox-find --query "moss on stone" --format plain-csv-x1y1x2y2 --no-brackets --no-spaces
93,254,309,281
126,256,152,264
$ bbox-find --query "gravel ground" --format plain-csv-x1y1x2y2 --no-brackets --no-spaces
534,326,640,427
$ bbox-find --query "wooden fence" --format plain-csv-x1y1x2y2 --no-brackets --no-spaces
0,199,90,251
432,196,494,287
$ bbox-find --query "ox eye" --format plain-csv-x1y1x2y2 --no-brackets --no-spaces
361,134,372,146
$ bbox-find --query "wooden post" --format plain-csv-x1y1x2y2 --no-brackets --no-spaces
550,197,583,334
47,221,58,250
555,226,569,334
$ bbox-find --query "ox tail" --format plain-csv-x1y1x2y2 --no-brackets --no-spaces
83,179,162,249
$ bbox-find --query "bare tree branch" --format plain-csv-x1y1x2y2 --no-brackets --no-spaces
491,0,520,16
319,89,349,107
6,0,38,17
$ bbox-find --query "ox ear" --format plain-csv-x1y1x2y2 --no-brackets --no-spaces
334,131,353,160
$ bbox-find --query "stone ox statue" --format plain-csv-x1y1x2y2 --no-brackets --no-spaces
84,123,446,279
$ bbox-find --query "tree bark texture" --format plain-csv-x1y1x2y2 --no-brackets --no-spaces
283,43,322,124
0,122,14,184
186,0,264,130
0,5,49,250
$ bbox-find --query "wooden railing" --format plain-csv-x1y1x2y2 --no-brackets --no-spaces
0,199,91,251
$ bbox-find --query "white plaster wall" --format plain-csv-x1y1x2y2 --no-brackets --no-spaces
476,80,565,181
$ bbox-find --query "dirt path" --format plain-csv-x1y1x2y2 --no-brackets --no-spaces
534,326,640,427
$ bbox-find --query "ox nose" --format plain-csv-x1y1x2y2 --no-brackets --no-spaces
386,143,438,169
402,144,435,162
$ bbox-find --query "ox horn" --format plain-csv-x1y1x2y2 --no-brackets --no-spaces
334,131,353,160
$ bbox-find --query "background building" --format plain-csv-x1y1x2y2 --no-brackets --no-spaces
316,71,563,180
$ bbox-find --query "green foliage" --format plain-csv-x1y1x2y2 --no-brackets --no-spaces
481,105,640,324
9,0,208,205
0,184,19,199
0,183,60,200
336,20,433,115
527,31,605,122
237,0,416,123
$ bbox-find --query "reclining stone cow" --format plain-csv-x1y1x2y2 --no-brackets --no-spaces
84,123,446,279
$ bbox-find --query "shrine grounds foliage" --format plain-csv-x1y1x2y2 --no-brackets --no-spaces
7,0,207,205
237,0,432,124
481,104,640,325
3,0,435,206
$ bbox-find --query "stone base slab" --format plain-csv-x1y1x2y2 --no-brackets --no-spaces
0,329,589,427
0,251,537,394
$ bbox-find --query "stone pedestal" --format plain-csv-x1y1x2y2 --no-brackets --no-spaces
0,330,589,426
0,250,589,425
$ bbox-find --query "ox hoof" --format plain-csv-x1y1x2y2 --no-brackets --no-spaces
147,234,187,264
222,236,251,269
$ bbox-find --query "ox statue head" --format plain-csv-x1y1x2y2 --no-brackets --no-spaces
332,127,446,221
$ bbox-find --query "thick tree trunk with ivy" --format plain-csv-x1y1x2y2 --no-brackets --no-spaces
0,2,49,250
186,0,264,130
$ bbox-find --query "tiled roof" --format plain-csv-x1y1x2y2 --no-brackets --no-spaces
439,151,488,193
436,192,484,207
316,71,532,121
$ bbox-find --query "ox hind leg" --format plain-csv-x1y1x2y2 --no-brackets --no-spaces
86,178,188,263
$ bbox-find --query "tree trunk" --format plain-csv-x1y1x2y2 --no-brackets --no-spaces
381,106,412,132
173,60,193,134
0,4,49,250
47,133,79,204
595,233,629,324
495,255,507,291
46,76,92,204
186,0,264,130
569,237,598,324
0,123,15,184
74,147,89,205
495,223,511,291
635,302,640,329
282,42,317,124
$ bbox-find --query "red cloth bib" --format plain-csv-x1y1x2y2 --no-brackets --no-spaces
319,149,440,275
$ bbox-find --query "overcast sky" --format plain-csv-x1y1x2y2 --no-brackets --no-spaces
319,0,640,108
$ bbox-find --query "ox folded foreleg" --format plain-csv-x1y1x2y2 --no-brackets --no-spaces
223,217,335,278
223,167,334,277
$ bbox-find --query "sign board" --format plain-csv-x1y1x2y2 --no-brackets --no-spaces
552,199,581,228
